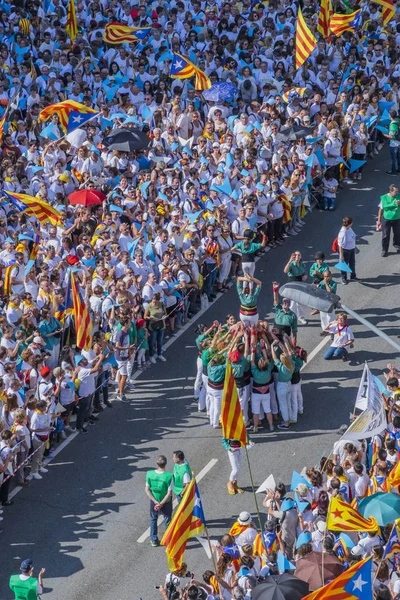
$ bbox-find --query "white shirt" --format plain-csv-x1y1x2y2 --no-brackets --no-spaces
77,367,96,396
327,322,354,348
338,226,356,250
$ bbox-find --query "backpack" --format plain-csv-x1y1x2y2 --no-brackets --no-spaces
332,237,339,252
165,574,179,600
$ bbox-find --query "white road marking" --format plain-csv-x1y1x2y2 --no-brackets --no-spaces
137,458,218,543
301,335,330,369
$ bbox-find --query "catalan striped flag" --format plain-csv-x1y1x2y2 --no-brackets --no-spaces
330,10,362,37
302,556,372,600
66,0,77,43
282,87,307,103
335,533,354,563
4,191,62,227
103,22,152,44
161,478,206,570
221,363,248,446
385,458,400,490
3,264,16,297
326,496,378,532
295,8,317,69
38,100,98,131
19,18,31,35
70,271,92,351
317,0,333,39
0,108,8,141
374,0,395,25
171,53,211,91
25,233,40,276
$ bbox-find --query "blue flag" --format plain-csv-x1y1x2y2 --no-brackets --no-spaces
290,471,311,491
349,159,366,174
334,260,352,273
277,551,295,573
315,148,326,168
67,110,98,134
40,123,59,141
304,154,314,167
100,117,113,131
144,240,155,262
128,238,140,258
343,557,373,600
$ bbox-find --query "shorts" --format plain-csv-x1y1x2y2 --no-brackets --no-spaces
251,392,271,414
116,359,129,376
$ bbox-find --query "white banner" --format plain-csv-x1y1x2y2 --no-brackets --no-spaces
355,363,368,411
343,365,387,441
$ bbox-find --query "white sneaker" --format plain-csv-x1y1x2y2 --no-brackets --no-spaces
100,402,107,409
39,467,48,474
157,355,166,362
288,229,298,235
298,317,307,325
60,431,67,440
150,356,157,364
65,426,76,433
31,473,42,480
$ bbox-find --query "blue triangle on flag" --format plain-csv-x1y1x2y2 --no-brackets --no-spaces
67,111,98,134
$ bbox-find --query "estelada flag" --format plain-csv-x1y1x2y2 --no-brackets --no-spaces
327,496,378,532
4,191,63,227
295,8,316,69
373,0,395,26
161,478,206,570
330,10,362,37
38,100,98,131
103,22,152,44
221,362,248,446
303,556,372,600
171,53,211,90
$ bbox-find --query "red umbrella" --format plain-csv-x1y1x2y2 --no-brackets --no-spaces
69,189,106,206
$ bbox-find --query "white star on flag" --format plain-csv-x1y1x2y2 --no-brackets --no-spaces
352,574,367,592
175,60,183,69
72,115,84,123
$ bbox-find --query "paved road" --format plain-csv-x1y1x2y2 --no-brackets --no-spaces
2,152,400,600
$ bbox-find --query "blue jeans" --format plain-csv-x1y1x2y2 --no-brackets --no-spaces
390,146,400,172
324,196,335,210
324,346,347,360
149,328,164,357
150,500,172,542
203,262,217,298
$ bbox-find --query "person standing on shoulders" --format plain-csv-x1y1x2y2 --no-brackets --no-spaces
9,558,45,600
377,184,400,257
145,455,173,547
338,216,357,285
172,450,192,504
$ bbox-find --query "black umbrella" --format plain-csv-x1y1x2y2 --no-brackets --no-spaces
279,125,314,142
102,127,151,151
292,124,314,139
252,573,310,600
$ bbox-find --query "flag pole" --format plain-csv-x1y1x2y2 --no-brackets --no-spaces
244,445,263,533
203,524,224,598
372,522,394,587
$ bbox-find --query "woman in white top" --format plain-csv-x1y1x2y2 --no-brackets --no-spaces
337,215,357,284
351,122,368,180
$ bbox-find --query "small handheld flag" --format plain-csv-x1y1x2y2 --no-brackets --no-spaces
295,9,316,69
330,10,362,37
67,110,99,134
326,496,378,532
66,0,77,43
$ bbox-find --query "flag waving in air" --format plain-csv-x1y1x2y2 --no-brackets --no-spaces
161,478,206,570
383,521,400,559
70,272,92,351
66,0,77,43
317,0,333,39
67,110,99,134
38,100,98,131
327,496,379,532
303,556,373,600
171,53,211,91
373,0,395,25
221,363,248,446
330,10,362,37
103,23,152,44
295,8,317,69
4,191,63,227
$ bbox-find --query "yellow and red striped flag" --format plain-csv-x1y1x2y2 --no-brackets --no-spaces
70,271,92,351
66,0,77,43
0,108,8,141
161,478,206,570
330,10,362,37
3,264,16,297
295,8,317,69
171,53,211,91
303,556,372,600
317,0,333,39
4,191,63,227
221,362,248,445
385,459,400,491
374,0,395,25
282,87,307,103
38,100,97,131
103,23,152,44
19,18,31,35
326,496,378,532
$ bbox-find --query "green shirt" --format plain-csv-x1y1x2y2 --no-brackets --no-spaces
287,261,306,278
9,575,38,600
274,304,298,334
207,362,226,383
380,193,400,221
173,461,192,496
274,358,295,382
251,363,273,384
146,469,173,503
201,348,212,367
237,282,261,307
318,279,337,294
137,327,149,350
195,332,207,350
309,261,328,279
231,356,250,379
235,241,261,256
292,356,303,373
389,119,400,147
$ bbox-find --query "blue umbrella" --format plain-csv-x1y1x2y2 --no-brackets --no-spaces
358,492,400,526
202,82,238,102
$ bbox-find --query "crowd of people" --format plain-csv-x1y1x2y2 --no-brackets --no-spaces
1,0,400,596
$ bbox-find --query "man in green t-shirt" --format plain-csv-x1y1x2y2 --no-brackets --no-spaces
384,110,400,175
9,558,45,600
145,455,174,547
172,450,192,503
378,184,400,257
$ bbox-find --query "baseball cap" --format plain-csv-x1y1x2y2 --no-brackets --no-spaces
40,366,51,377
33,337,45,345
20,559,33,572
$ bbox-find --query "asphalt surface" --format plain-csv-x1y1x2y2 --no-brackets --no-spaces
2,150,400,600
